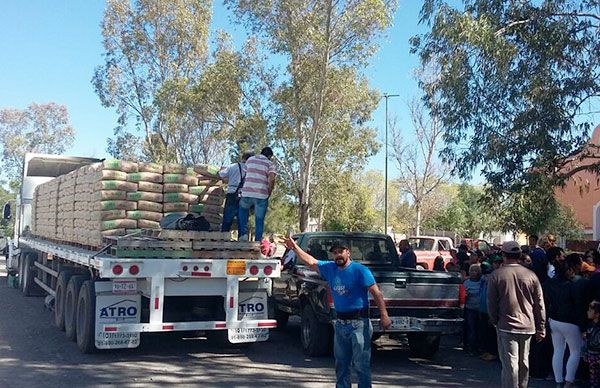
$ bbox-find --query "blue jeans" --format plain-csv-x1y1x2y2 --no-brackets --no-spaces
221,194,239,233
238,197,269,241
463,307,479,352
334,318,373,388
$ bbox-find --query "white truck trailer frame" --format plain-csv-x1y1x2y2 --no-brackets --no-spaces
5,153,280,353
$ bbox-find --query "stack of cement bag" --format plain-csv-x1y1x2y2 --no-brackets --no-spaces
87,160,139,246
57,171,78,242
126,162,164,231
190,164,226,231
74,164,95,245
31,178,59,239
162,163,199,216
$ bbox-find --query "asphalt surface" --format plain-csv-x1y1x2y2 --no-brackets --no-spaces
0,257,556,388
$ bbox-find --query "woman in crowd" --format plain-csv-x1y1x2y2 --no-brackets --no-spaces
544,260,588,388
585,300,600,388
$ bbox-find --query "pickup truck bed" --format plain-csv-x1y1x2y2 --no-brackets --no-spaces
270,231,464,357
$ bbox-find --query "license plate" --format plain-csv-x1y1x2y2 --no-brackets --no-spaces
228,327,269,343
112,279,137,294
226,260,246,275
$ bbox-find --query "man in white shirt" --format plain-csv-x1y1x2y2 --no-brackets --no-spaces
219,152,253,233
238,147,276,241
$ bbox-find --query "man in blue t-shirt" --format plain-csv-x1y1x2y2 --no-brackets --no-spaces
284,237,391,388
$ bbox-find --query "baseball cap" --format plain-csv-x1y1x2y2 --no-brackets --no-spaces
329,240,349,252
501,241,522,254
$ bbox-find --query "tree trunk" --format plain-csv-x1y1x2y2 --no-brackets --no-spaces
415,204,422,236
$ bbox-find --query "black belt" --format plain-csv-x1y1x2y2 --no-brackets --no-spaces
336,308,369,320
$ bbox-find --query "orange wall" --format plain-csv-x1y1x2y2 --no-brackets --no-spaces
554,124,600,232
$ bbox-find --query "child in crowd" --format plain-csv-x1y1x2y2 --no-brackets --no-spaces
585,300,600,388
463,263,482,355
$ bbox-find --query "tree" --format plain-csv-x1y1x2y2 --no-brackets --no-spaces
0,103,75,187
425,183,501,238
227,0,396,231
322,171,379,232
94,0,239,164
391,94,450,235
412,0,600,195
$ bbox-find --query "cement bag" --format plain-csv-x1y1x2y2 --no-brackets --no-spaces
95,180,138,192
163,174,198,186
127,210,163,222
102,159,139,173
163,183,189,193
198,194,224,206
201,212,222,225
163,163,187,174
196,178,221,186
136,200,163,212
139,162,163,174
127,191,163,202
100,228,126,237
163,202,189,212
95,200,137,211
101,219,138,231
91,210,127,221
189,203,223,215
137,181,162,193
137,219,160,229
188,185,224,196
193,164,221,177
127,172,163,183
95,190,127,201
91,170,128,181
163,192,198,203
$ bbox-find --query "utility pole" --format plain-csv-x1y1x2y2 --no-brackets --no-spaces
383,93,399,235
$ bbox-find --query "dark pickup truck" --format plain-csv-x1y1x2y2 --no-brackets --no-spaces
270,231,464,357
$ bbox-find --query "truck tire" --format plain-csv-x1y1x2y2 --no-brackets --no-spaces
408,333,441,358
65,275,88,342
76,280,97,354
22,254,43,297
54,270,74,331
300,304,331,357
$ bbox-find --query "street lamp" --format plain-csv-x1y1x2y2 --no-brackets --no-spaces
383,93,399,235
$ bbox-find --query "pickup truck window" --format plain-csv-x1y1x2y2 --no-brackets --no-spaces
306,237,393,265
409,238,434,251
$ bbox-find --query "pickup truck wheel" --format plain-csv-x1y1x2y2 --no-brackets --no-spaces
76,280,97,354
65,275,88,342
22,254,43,297
301,304,331,357
54,271,74,331
408,333,440,358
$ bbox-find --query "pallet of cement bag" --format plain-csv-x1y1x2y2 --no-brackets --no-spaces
143,229,232,241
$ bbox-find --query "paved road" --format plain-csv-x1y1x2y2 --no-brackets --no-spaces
0,257,554,388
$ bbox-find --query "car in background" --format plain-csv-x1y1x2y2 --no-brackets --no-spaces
408,236,454,270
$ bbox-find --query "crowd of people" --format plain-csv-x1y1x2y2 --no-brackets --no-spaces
432,235,600,388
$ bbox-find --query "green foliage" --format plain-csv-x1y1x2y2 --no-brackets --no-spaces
424,183,501,237
321,171,379,232
0,185,15,237
94,0,237,164
264,185,298,235
412,0,600,194
0,103,75,187
227,0,396,230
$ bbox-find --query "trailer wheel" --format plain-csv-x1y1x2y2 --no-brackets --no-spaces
54,270,74,330
76,280,96,354
65,275,88,342
407,333,441,358
300,304,331,357
22,254,42,297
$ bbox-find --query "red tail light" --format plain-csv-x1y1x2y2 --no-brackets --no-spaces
249,265,259,275
459,284,466,308
112,264,123,275
129,265,139,275
264,265,273,276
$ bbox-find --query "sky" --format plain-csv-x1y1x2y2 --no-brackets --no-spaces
0,0,429,178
